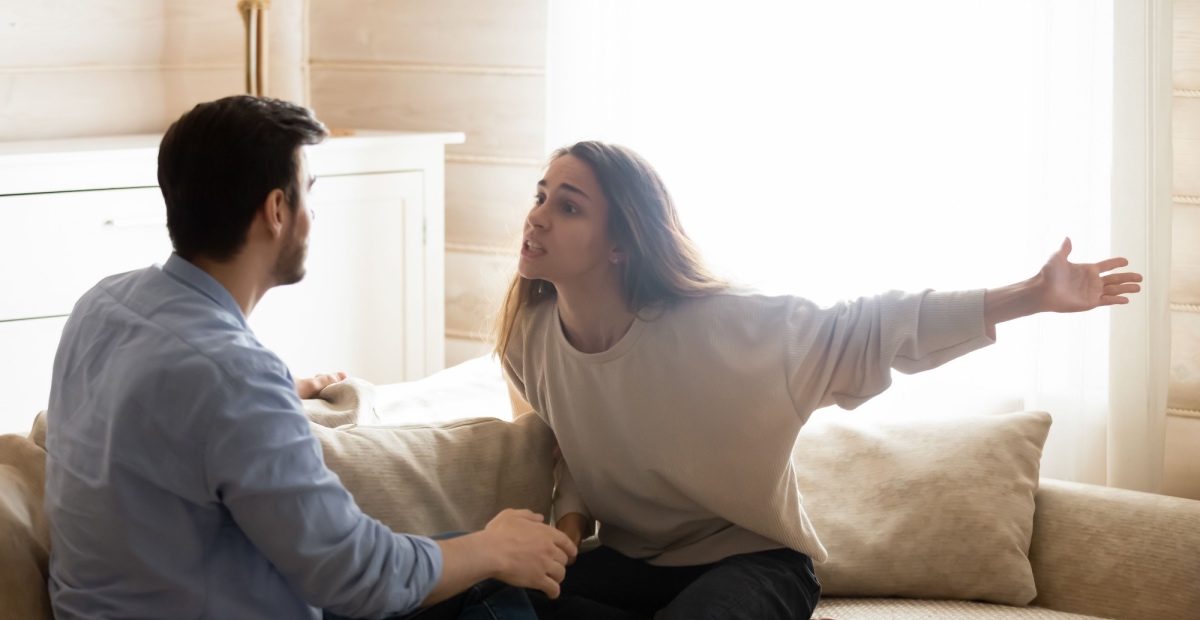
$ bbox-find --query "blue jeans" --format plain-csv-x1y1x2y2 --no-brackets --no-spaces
528,546,821,619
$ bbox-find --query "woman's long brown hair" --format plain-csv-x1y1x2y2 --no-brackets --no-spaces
491,141,727,359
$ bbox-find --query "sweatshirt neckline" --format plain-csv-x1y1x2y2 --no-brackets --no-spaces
552,303,647,363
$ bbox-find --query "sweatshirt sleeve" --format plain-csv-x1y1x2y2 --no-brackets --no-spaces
553,460,594,529
784,289,994,415
500,305,595,527
502,363,593,525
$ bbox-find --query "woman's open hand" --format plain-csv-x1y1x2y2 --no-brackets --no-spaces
1037,238,1143,313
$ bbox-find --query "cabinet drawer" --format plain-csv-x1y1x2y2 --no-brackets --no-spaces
0,187,175,321
0,315,67,436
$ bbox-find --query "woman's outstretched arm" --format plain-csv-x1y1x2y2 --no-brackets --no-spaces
983,237,1143,339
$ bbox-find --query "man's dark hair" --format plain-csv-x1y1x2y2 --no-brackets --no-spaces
158,95,328,262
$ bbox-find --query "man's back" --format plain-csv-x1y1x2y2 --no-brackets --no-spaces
46,255,440,619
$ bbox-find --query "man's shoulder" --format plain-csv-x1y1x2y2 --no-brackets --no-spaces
72,266,286,381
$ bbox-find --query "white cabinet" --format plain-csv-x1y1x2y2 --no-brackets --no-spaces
249,172,425,382
0,130,463,436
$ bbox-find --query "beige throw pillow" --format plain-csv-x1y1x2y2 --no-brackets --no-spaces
0,421,53,620
305,383,556,537
795,410,1051,606
306,378,380,429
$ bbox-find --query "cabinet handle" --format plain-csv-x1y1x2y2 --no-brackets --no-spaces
103,216,167,229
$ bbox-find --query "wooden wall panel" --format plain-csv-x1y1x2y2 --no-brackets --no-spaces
1164,414,1200,500
0,0,304,71
310,69,544,160
266,0,307,103
1172,0,1200,496
444,250,517,338
306,0,547,372
1170,311,1200,413
1173,97,1200,197
0,0,305,141
309,0,546,68
0,1,243,68
1177,0,1200,89
1172,204,1200,304
445,162,541,249
0,69,242,141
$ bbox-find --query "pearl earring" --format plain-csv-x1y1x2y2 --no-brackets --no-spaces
611,257,619,264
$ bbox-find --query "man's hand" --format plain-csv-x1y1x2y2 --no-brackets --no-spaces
422,509,577,606
294,372,347,399
478,508,577,598
555,513,588,566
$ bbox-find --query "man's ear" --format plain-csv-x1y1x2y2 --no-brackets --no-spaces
261,188,288,240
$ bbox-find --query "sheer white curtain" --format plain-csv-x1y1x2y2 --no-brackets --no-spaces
546,0,1171,490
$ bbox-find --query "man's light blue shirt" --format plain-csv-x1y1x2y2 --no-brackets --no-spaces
45,254,442,620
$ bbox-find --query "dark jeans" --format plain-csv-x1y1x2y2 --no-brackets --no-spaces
323,579,537,620
528,545,820,620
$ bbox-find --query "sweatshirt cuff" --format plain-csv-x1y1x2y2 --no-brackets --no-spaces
893,289,994,374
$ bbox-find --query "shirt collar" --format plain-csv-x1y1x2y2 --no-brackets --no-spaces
161,253,249,330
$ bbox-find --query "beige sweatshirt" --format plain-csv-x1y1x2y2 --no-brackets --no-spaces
502,289,993,566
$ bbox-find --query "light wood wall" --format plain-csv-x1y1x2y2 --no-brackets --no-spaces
1166,0,1200,500
0,0,305,141
309,0,546,367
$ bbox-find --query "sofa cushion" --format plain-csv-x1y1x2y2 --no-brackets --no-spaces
304,381,557,537
795,410,1051,606
1029,478,1200,620
0,422,53,620
814,598,1107,619
304,377,381,428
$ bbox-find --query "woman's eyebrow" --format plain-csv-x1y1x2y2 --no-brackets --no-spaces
537,179,591,200
559,183,590,199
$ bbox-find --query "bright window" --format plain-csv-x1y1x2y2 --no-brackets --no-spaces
548,1,1118,478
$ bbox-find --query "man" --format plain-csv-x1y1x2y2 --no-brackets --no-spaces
44,95,575,619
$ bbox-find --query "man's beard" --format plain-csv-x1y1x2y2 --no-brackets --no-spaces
273,222,307,286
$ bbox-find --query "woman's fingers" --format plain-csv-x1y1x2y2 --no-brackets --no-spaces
1093,256,1130,273
1101,271,1143,285
1104,283,1142,296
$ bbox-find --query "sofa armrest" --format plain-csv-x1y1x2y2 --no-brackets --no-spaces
1029,478,1200,620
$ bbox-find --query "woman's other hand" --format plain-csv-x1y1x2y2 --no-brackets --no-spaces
556,512,589,565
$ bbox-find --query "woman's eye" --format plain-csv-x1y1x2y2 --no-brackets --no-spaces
563,203,578,214
533,193,546,205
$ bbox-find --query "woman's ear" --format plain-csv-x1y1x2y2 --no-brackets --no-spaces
610,247,626,265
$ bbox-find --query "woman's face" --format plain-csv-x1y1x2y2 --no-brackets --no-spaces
519,154,619,288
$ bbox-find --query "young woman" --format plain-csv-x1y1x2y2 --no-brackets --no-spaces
492,141,1142,620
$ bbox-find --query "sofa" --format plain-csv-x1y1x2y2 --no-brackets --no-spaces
3,359,1199,620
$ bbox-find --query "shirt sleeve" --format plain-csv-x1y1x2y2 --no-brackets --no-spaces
203,361,442,619
784,289,994,415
